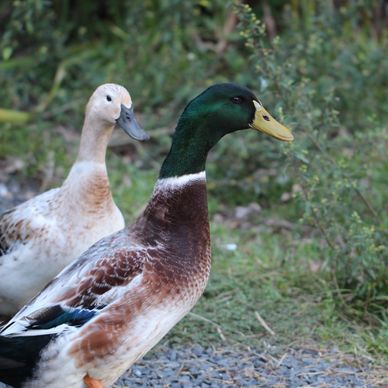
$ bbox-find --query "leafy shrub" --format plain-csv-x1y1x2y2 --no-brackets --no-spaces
235,1,387,319
0,0,240,123
0,0,242,174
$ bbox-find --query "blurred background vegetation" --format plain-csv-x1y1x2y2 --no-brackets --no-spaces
0,0,387,360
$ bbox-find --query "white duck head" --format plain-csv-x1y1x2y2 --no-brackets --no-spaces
85,83,149,141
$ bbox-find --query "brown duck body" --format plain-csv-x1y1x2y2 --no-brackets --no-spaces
1,172,211,387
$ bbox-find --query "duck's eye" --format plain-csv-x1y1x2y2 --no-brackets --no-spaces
231,96,244,104
106,95,112,102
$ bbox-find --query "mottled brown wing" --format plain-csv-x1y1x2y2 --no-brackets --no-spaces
55,244,146,309
6,229,147,325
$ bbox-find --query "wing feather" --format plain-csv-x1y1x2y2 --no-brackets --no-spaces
0,188,60,257
4,230,148,333
57,247,144,308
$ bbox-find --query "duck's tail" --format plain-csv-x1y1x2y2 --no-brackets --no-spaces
0,334,53,387
0,305,97,386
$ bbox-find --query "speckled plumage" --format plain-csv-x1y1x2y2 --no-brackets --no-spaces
0,84,145,315
0,172,211,387
0,163,124,315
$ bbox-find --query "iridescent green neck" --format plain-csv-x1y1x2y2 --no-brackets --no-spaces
159,118,214,179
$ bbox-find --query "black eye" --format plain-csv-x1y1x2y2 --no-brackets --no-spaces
106,95,112,102
231,96,244,104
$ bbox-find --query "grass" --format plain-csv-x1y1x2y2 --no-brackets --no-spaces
168,222,387,362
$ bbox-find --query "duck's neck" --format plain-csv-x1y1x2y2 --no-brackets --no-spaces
159,118,214,178
62,115,115,213
134,119,213,267
76,115,114,164
136,172,209,249
139,118,213,244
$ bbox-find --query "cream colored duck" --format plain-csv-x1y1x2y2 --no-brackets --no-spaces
0,83,149,315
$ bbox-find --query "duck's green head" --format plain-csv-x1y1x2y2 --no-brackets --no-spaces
160,83,294,178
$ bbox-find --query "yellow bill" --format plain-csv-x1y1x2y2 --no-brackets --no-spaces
250,100,294,142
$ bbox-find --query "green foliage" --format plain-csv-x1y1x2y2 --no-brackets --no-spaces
235,1,387,318
0,0,239,120
293,129,387,316
0,0,242,174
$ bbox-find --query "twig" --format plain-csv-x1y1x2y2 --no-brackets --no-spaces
354,187,378,219
35,63,66,113
262,0,277,39
187,312,226,341
276,352,287,367
254,311,275,336
300,183,337,251
0,108,30,124
216,12,237,54
216,326,226,342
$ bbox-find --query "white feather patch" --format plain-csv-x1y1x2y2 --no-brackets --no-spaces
156,171,206,190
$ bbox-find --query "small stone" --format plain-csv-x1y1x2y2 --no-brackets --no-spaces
192,344,204,356
169,350,177,361
180,375,191,382
133,369,142,377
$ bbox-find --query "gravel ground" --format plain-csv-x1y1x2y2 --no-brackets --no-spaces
116,344,383,388
0,344,383,388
